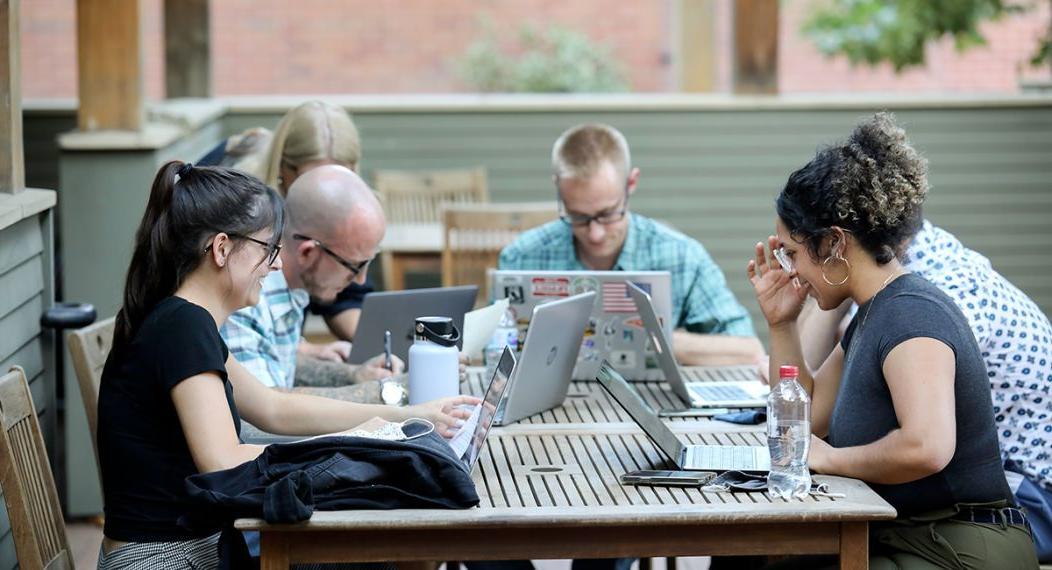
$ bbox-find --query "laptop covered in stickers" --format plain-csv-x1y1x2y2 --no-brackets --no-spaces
488,269,672,380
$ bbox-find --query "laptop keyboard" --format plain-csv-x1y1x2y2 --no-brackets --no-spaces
688,383,756,402
686,445,757,470
683,367,758,383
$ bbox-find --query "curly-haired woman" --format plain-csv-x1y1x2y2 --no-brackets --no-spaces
749,113,1038,568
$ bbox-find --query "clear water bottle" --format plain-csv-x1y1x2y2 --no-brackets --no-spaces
767,365,812,500
484,309,518,381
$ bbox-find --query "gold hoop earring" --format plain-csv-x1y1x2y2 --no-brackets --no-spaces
821,254,850,286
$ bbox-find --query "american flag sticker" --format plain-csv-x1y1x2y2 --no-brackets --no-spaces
602,281,648,312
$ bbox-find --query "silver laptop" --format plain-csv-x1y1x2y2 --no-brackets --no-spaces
627,282,768,409
348,285,478,364
490,270,672,380
596,362,770,473
494,292,596,426
460,347,516,469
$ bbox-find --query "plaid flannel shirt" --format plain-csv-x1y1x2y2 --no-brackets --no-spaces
220,271,310,390
498,213,755,336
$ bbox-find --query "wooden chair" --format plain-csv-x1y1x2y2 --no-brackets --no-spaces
0,366,74,569
375,168,488,290
67,316,115,466
441,202,559,301
375,167,488,225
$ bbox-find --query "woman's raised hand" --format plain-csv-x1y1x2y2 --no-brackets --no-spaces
747,236,809,328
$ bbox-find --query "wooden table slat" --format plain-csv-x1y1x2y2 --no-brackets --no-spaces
553,434,600,506
525,435,563,507
506,435,544,507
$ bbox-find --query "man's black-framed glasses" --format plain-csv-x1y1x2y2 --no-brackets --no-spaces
557,186,630,228
293,233,371,277
205,233,282,266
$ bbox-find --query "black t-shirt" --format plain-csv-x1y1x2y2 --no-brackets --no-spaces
308,280,373,318
832,273,1012,516
98,296,241,541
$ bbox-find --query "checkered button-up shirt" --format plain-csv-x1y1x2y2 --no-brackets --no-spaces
220,271,311,390
498,213,756,336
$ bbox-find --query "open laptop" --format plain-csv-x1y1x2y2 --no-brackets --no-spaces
455,347,516,469
489,270,672,381
494,292,596,426
348,285,478,364
628,282,768,409
596,362,770,472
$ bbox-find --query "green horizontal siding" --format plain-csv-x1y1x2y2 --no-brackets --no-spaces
0,215,54,570
225,104,1052,342
27,103,1052,347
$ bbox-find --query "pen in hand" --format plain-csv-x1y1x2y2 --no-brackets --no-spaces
383,330,393,372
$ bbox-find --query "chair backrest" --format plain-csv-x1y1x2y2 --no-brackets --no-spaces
0,367,73,570
375,167,488,225
67,316,115,464
442,202,560,299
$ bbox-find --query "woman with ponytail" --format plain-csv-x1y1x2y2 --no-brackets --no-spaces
97,162,477,569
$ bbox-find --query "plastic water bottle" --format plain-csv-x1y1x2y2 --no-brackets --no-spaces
484,309,518,381
767,365,812,500
407,317,460,405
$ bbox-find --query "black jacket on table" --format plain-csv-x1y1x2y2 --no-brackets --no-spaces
181,425,479,568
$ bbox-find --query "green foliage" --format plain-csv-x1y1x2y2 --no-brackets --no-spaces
457,23,629,93
803,0,1045,72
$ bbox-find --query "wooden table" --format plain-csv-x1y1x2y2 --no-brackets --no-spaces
238,428,895,569
238,367,896,568
380,222,443,290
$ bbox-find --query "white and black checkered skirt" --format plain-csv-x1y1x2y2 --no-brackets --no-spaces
97,533,221,570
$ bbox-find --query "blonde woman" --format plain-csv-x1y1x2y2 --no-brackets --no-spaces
236,100,362,196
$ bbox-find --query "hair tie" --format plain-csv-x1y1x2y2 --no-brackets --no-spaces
177,162,194,180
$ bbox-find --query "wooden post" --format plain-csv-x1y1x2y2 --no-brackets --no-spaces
0,0,24,194
676,0,719,92
76,0,144,131
165,0,211,98
733,0,779,94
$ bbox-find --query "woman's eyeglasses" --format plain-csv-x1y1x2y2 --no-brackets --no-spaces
205,233,282,266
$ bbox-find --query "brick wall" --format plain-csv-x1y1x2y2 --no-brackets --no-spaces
18,0,1052,99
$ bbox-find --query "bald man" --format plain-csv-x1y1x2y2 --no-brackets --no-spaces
221,165,397,402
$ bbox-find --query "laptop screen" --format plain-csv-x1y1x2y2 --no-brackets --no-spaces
627,282,690,401
488,270,672,380
462,347,516,468
595,362,685,466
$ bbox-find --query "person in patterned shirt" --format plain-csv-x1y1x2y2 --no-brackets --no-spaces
498,123,762,366
798,219,1052,562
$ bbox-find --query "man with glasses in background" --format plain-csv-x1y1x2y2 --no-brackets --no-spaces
221,165,400,402
499,123,762,365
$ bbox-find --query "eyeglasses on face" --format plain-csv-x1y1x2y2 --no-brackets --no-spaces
292,233,371,277
205,233,282,266
556,182,630,227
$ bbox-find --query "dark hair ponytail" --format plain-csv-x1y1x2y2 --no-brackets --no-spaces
114,161,284,350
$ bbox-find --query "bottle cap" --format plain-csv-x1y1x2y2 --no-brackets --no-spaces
779,365,799,378
414,316,460,347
